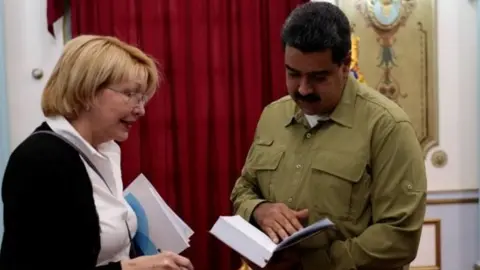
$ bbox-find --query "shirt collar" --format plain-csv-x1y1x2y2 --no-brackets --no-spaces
285,75,357,128
45,115,120,159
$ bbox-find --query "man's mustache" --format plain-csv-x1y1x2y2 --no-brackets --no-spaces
293,91,321,103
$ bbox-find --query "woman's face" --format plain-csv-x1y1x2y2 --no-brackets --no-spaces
87,81,149,143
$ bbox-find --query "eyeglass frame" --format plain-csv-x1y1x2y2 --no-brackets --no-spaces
107,87,149,106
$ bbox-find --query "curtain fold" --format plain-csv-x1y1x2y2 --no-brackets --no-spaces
46,0,65,36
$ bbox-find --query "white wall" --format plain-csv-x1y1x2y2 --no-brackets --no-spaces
4,0,64,150
427,0,477,192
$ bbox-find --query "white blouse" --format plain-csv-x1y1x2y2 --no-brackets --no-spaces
46,116,137,266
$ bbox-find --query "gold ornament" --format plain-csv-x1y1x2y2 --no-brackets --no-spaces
350,33,366,83
431,150,448,168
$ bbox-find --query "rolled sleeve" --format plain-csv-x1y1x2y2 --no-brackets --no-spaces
236,198,268,222
230,141,266,222
231,108,273,223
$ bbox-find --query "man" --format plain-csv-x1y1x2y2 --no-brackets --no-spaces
230,2,426,270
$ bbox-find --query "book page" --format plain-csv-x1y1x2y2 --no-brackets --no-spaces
124,174,192,254
275,218,334,251
127,174,193,240
148,186,194,239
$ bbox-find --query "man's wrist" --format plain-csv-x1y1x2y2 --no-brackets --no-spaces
250,201,271,225
238,199,268,223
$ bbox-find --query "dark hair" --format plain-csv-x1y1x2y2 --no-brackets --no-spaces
281,2,351,64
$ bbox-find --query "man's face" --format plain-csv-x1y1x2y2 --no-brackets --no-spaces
284,46,350,115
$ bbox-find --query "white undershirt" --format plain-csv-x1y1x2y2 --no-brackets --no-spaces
46,116,137,266
304,114,329,128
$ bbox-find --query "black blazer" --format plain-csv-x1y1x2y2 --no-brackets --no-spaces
0,122,122,270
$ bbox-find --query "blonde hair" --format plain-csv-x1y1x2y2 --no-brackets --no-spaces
41,35,159,118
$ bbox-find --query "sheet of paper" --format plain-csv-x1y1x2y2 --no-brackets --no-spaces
275,218,334,251
148,186,193,239
124,174,193,255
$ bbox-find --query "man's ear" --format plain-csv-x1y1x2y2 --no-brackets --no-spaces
342,51,352,73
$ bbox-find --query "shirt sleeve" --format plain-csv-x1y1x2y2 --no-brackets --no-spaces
230,107,272,223
328,120,427,270
230,141,267,222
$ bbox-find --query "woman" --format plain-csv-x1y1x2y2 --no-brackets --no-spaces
0,35,193,270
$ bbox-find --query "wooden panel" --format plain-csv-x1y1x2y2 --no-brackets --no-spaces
410,219,441,270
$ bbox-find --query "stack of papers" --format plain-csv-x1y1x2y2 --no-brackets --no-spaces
209,215,334,268
124,174,194,255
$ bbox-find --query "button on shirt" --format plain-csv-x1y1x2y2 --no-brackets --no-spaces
46,116,137,266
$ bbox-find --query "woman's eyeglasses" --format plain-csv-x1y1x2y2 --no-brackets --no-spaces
108,87,148,106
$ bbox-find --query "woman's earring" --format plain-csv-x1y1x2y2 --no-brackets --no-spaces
85,105,91,111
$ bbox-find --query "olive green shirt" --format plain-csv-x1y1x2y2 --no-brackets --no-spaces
230,76,427,270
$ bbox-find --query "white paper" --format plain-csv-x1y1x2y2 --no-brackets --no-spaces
124,174,194,255
148,186,194,239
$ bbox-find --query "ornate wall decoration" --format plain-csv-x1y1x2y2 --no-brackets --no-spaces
340,0,439,156
350,33,366,83
431,150,448,168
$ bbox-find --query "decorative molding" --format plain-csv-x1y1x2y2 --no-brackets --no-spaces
338,0,439,157
426,189,478,205
430,150,448,168
427,188,478,194
427,198,478,205
410,219,441,270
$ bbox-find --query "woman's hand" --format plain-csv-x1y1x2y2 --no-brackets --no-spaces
121,251,194,270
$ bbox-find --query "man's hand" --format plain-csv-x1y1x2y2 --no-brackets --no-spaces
253,202,309,243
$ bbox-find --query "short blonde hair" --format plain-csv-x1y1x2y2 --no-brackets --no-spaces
41,35,159,118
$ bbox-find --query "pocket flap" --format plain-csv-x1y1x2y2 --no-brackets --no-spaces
311,151,366,183
255,138,274,146
250,139,283,170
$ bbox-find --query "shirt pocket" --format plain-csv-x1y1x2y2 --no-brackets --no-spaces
249,139,285,200
310,151,371,221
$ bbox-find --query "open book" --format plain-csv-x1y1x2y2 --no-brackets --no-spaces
209,215,334,268
124,174,194,255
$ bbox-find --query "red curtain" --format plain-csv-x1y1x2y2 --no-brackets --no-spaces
46,0,65,36
50,0,307,269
